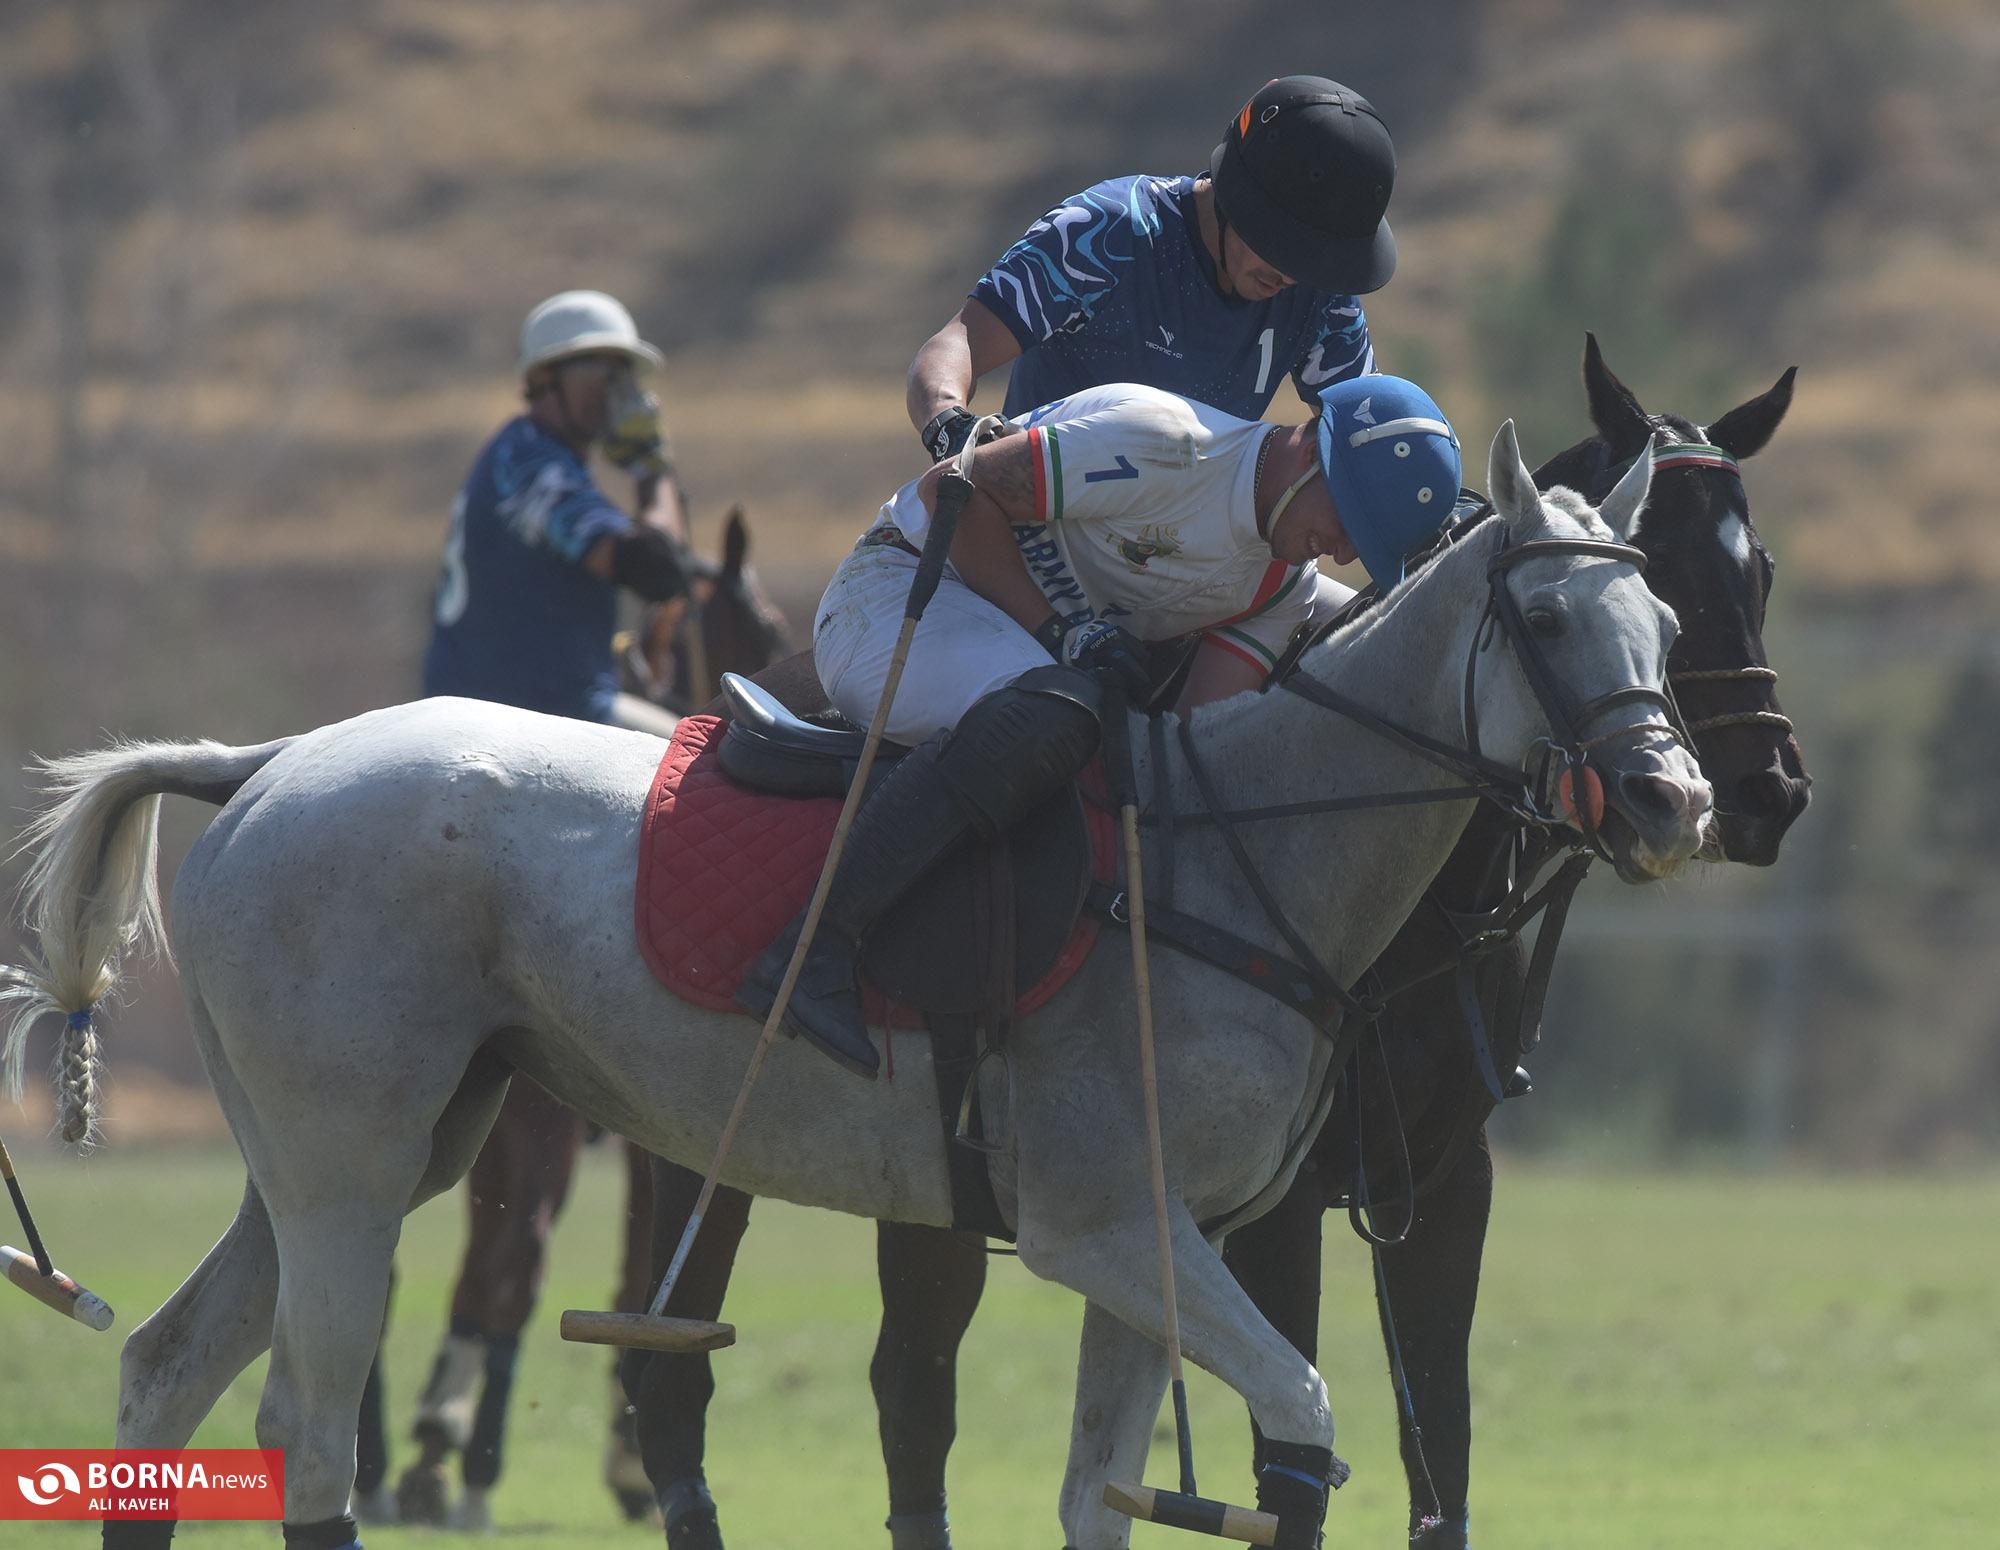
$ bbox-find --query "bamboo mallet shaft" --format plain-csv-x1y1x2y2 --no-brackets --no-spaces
565,464,982,1349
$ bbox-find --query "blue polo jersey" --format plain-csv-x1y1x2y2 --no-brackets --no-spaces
971,174,1376,420
422,416,635,722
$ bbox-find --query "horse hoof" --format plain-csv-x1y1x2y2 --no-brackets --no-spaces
394,1462,453,1527
447,1487,493,1533
661,1475,723,1549
351,1484,397,1525
667,1513,725,1550
616,1487,661,1524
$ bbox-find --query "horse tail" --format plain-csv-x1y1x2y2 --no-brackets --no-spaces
2,736,293,1145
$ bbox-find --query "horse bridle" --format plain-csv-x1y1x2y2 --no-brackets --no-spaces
1645,439,1796,740
1280,527,1685,865
1143,524,1689,1044
1466,531,1688,858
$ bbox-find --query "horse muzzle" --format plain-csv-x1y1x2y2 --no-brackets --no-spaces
1599,756,1713,883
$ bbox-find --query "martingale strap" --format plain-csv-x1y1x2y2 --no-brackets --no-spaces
1085,881,1342,1034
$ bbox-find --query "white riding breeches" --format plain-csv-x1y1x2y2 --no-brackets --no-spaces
813,542,1050,746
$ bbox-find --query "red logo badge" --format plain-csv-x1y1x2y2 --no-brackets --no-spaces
1,1450,284,1520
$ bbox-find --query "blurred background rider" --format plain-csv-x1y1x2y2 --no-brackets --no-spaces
423,289,691,737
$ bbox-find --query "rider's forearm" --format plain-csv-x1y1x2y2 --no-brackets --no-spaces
907,323,974,432
906,300,1023,432
635,472,688,547
939,492,1056,638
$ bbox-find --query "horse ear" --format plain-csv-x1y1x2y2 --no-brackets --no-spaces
1595,443,1654,542
722,506,748,575
1488,420,1542,537
1582,332,1652,460
1707,366,1796,461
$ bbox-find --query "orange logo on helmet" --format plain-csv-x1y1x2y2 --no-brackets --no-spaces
1237,102,1253,139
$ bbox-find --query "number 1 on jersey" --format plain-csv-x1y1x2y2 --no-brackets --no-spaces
1254,328,1275,396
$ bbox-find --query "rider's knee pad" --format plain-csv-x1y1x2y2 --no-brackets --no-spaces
937,667,1102,834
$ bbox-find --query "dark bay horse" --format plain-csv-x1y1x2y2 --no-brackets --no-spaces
620,339,1809,1550
355,509,789,1530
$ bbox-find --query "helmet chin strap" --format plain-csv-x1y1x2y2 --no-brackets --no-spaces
1263,461,1322,548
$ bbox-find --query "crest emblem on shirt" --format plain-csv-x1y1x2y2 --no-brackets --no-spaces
1116,522,1184,573
1158,325,1176,348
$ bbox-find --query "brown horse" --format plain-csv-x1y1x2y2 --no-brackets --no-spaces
354,508,789,1530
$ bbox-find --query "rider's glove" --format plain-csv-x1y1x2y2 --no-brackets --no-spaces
608,527,689,602
920,405,980,465
602,374,674,480
1048,617,1153,699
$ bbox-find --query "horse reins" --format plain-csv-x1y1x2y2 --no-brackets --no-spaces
1129,526,1681,1046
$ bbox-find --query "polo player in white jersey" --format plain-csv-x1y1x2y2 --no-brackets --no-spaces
739,375,1462,1077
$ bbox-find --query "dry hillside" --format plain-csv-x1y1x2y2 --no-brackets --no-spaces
0,0,1994,601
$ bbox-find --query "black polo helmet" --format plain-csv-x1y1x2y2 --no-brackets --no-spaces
1208,76,1397,295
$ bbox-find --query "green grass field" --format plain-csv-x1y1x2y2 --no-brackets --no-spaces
1,1145,1993,1548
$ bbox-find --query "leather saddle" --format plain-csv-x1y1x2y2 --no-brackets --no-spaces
715,673,1099,1019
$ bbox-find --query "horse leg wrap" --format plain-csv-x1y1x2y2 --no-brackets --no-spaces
411,1328,484,1450
886,1507,953,1550
1257,1440,1341,1550
282,1514,361,1550
1410,1506,1471,1549
102,1521,175,1549
461,1331,520,1489
661,1475,723,1550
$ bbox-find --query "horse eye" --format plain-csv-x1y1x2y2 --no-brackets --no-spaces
1527,606,1564,639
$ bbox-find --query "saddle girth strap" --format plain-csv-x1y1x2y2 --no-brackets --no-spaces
924,1011,1012,1241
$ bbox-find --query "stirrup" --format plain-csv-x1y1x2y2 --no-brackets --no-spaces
952,1046,1011,1157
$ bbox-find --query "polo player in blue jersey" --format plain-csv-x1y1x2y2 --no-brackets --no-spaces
422,290,692,735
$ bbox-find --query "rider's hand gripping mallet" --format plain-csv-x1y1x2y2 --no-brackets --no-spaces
1099,697,1280,1547
0,1128,113,1331
562,432,992,1355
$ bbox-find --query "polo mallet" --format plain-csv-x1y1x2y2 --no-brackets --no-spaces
1099,697,1279,1547
563,427,994,1355
0,1129,113,1332
678,531,714,709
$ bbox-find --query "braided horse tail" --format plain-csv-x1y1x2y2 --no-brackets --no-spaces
2,736,292,1144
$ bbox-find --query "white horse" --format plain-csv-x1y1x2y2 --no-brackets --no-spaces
3,425,1709,1548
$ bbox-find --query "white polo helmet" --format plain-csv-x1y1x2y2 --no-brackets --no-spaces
517,290,664,376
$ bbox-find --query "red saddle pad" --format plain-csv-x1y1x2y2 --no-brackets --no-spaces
635,714,1110,1030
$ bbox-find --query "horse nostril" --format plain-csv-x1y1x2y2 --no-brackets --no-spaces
1617,770,1688,821
1735,770,1800,820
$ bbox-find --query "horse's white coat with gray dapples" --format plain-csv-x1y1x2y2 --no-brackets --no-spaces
2,424,1708,1547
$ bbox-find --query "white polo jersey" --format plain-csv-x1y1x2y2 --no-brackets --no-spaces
881,384,1317,677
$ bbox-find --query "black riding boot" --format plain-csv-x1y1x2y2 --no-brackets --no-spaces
737,667,1102,1077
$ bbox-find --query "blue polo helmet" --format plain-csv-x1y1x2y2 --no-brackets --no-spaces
1313,375,1461,585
